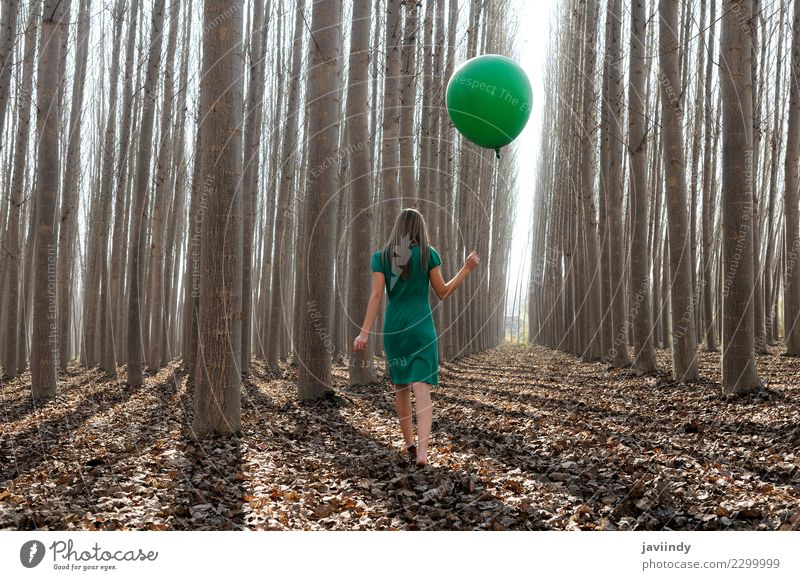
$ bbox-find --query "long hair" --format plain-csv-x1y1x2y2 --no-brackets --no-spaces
381,208,430,281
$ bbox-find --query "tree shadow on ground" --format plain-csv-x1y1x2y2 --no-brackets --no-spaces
0,370,139,483
0,365,107,426
171,373,245,530
242,366,527,530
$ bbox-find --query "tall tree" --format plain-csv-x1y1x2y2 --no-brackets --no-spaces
764,3,786,347
578,0,602,362
0,0,19,149
193,0,245,434
296,0,342,400
266,0,304,370
627,0,657,372
30,0,64,398
57,0,91,368
720,0,761,394
346,0,377,385
785,0,800,354
399,0,417,204
605,0,630,367
147,0,181,371
658,0,699,381
241,0,269,375
381,0,402,227
109,0,141,370
1,0,40,379
701,0,717,351
127,0,165,386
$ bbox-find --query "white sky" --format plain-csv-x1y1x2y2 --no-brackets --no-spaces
505,0,557,317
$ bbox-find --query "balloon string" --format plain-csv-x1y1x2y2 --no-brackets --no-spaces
495,148,500,160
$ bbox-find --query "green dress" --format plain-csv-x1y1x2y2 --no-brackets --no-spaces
372,245,442,386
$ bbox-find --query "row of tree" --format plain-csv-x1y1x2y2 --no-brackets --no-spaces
0,0,519,434
528,0,800,394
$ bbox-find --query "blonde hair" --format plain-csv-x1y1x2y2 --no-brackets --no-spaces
381,208,430,280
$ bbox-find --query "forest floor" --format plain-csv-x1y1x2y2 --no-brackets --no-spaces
1,343,799,531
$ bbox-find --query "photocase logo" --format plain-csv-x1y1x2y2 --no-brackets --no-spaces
20,540,46,568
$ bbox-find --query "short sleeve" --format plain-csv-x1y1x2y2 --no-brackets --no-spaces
371,251,383,274
428,247,441,271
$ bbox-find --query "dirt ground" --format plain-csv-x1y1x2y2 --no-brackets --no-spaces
1,344,798,530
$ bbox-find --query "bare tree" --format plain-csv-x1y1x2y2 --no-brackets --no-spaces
627,0,657,372
193,0,245,435
147,0,181,371
346,0,377,385
719,0,761,394
266,0,305,371
658,0,698,381
701,0,718,352
296,0,342,400
127,0,165,386
785,0,800,354
30,0,64,398
0,0,19,150
1,0,39,379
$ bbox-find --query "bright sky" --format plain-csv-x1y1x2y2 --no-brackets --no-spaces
505,0,557,317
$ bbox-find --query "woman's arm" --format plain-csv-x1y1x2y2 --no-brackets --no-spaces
353,272,386,352
429,250,480,300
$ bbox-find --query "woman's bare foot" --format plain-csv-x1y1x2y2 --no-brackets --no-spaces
416,449,427,466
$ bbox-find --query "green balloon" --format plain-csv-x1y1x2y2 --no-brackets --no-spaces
446,54,533,152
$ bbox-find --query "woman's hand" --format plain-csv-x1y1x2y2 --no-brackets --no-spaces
353,332,369,352
465,250,480,272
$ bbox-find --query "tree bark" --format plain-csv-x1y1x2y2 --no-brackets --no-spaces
266,0,304,370
193,0,245,435
1,0,39,379
241,0,269,375
627,0,657,372
147,0,181,372
30,0,64,398
720,0,761,393
784,0,800,354
346,0,377,385
126,0,165,386
658,0,699,382
296,0,342,399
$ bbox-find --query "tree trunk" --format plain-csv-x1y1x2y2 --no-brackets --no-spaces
784,0,800,354
399,0,417,204
57,0,91,369
1,0,39,379
147,0,181,372
658,0,699,382
381,0,402,230
193,0,245,435
701,0,717,352
720,0,761,393
764,4,785,347
346,0,377,385
605,0,630,367
109,0,141,371
267,0,304,370
127,0,165,386
241,0,269,375
296,0,342,400
30,0,64,398
0,0,19,150
627,0,657,373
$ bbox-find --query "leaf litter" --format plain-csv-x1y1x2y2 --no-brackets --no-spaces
1,344,798,531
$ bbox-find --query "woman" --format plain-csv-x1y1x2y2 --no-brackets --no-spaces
353,208,479,467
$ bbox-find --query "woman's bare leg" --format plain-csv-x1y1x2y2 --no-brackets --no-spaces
394,384,414,449
411,382,432,464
